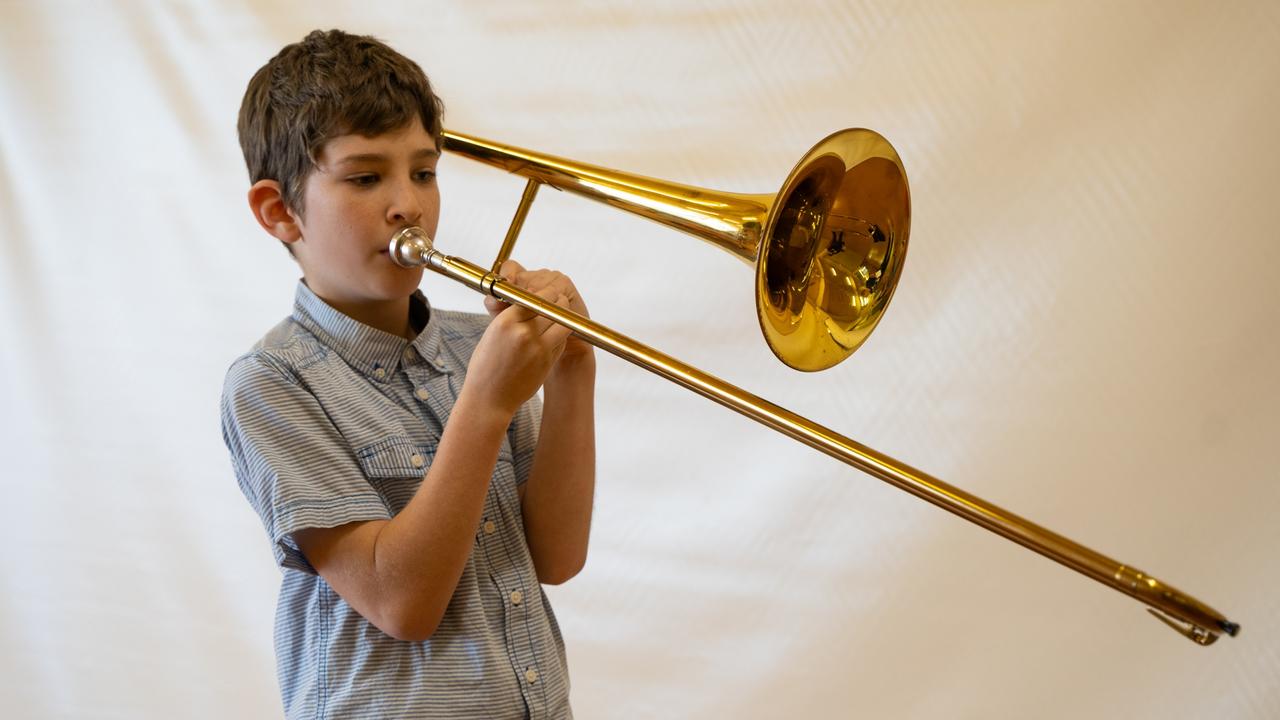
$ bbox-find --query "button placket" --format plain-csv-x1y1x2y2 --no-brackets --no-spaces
415,371,453,426
477,490,500,543
468,412,548,714
485,503,541,704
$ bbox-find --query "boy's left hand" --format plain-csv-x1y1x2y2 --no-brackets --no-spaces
485,260,594,367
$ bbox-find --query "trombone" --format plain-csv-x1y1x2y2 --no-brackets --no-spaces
389,129,1239,645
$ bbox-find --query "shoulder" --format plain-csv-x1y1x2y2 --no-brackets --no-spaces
223,317,325,396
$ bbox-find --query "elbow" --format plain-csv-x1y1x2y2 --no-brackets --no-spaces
383,619,438,644
537,570,570,586
536,552,588,586
375,599,444,643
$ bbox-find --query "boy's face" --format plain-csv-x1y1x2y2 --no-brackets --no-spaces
290,121,441,317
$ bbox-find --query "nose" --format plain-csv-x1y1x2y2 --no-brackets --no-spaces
387,181,423,226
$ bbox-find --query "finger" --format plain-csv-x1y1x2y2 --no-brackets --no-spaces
529,276,577,309
549,285,583,315
499,272,536,299
498,259,527,279
515,273,587,316
505,284,565,336
509,269,550,294
537,293,580,347
492,280,544,322
542,317,575,348
500,300,538,324
483,294,510,318
491,271,545,321
518,268,572,292
555,277,582,308
558,287,579,309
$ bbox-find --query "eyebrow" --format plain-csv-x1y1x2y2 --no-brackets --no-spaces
333,148,440,166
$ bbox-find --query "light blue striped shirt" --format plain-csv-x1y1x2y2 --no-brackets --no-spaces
221,281,571,719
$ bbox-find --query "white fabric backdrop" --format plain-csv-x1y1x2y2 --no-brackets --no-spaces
2,1,1277,717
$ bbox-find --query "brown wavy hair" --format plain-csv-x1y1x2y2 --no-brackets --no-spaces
237,29,445,217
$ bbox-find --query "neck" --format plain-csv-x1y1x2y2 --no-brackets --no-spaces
328,295,414,339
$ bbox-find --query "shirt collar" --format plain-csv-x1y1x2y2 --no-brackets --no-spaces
292,280,452,381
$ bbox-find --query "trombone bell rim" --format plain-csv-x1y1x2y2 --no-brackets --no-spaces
757,128,912,371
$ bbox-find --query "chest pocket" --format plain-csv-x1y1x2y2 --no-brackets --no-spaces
356,435,437,514
355,435,517,514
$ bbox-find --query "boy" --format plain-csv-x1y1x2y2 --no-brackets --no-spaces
221,29,594,719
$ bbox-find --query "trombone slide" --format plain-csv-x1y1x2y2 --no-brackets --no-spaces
389,226,1239,645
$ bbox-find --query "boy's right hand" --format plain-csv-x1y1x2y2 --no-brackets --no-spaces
465,261,577,416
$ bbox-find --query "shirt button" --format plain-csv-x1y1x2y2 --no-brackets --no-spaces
483,520,496,535
410,454,424,468
524,668,539,684
510,589,523,606
415,388,430,401
403,348,415,361
372,367,386,380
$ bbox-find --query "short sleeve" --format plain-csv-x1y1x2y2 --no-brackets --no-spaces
508,393,542,485
221,354,392,574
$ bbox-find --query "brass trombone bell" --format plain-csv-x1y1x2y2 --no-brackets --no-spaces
441,129,910,371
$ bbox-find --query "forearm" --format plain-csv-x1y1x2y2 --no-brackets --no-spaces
367,384,512,638
522,355,597,584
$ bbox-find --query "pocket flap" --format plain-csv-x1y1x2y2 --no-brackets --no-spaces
355,436,436,479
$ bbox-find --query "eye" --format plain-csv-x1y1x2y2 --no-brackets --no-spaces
413,169,437,184
346,174,379,187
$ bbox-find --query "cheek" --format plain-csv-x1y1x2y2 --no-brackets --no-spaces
320,198,375,237
421,187,443,229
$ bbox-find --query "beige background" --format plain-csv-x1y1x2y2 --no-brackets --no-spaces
1,1,1277,717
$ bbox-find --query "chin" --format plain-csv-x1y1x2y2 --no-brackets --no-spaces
380,268,424,298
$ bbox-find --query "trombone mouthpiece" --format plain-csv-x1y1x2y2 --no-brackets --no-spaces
389,227,435,268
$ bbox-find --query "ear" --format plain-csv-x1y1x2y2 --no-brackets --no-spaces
247,180,302,244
